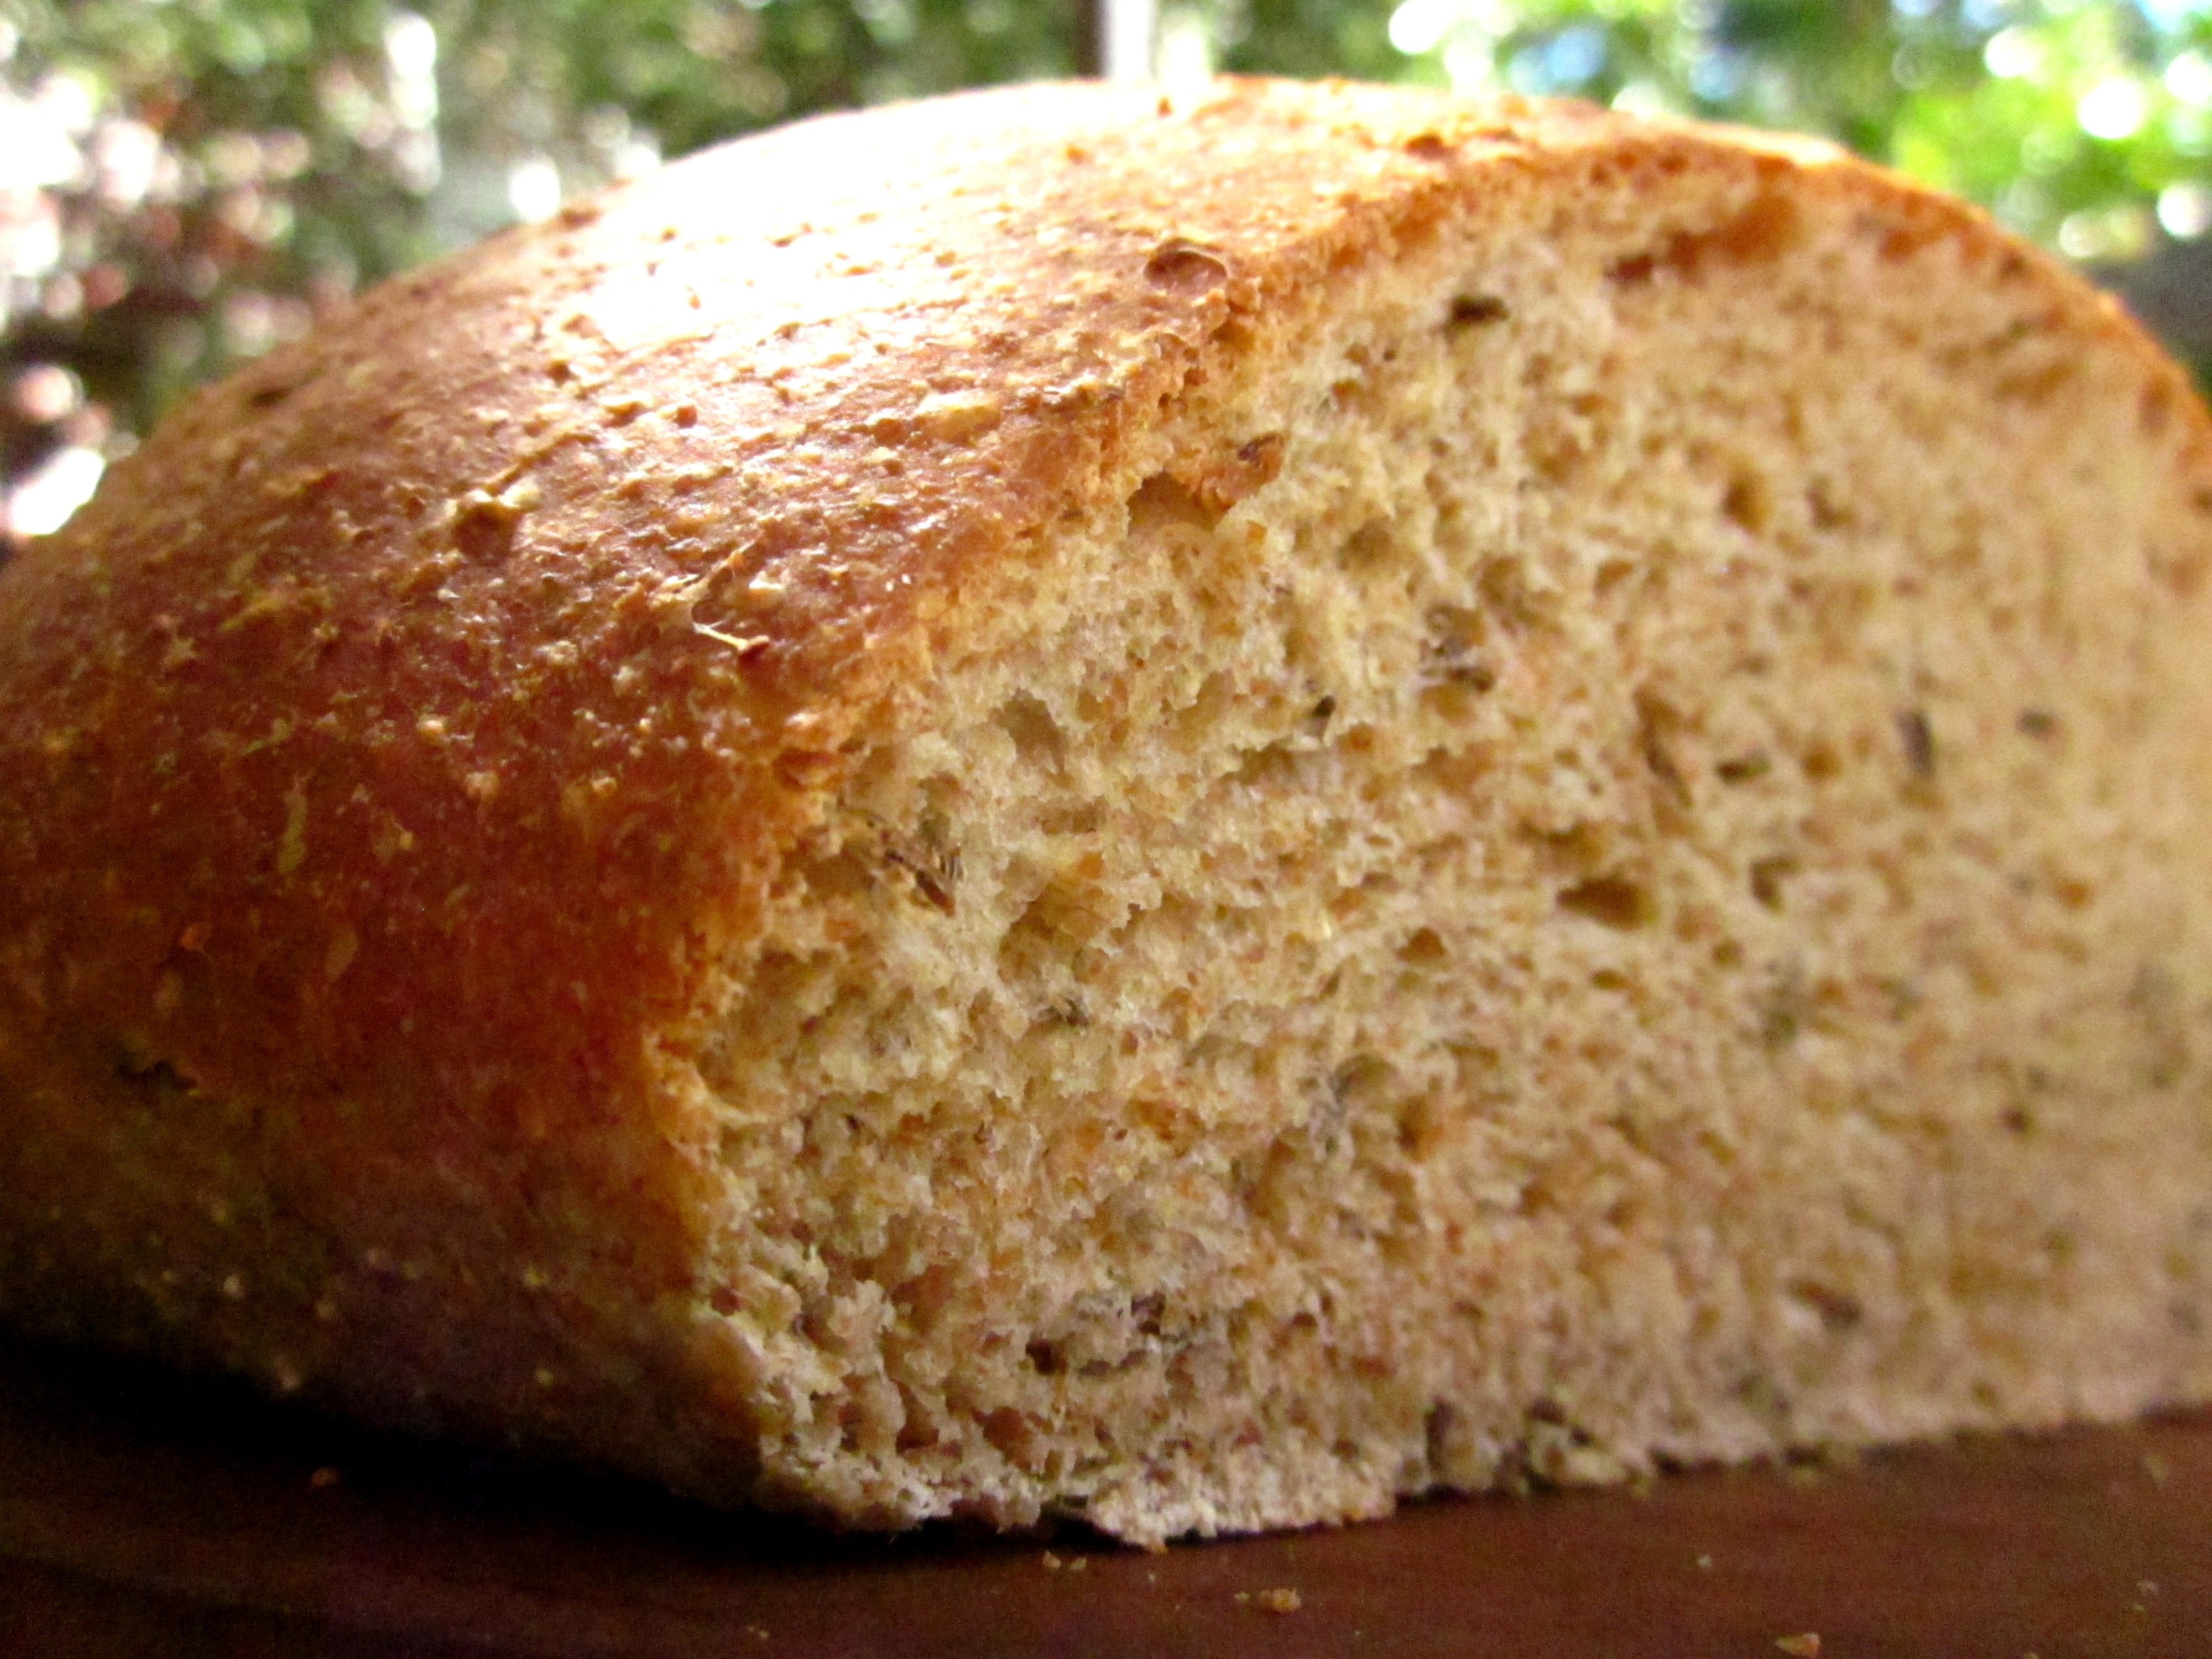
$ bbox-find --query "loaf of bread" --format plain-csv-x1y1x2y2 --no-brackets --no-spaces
2,77,2209,1545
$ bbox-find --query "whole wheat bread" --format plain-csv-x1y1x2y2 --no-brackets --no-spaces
3,79,2210,1544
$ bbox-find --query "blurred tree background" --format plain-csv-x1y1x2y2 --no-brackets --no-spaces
4,0,2210,545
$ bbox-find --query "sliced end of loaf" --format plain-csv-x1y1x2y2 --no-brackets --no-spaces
688,109,2212,1542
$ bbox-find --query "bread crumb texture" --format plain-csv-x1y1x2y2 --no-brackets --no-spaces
2,80,2210,1547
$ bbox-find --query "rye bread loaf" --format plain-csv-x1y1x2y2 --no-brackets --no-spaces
3,77,2210,1545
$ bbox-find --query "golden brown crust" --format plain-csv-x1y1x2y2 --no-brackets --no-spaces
3,76,2205,1505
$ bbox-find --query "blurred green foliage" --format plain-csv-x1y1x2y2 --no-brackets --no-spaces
1210,0,2212,258
0,0,1076,530
3,1,2209,539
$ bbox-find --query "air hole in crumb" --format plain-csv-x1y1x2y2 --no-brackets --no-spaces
1721,471,1771,535
1004,864,1113,957
1788,1281,1864,1333
1230,738,1301,789
1175,671,1235,750
1761,969,1808,1047
1609,252,1656,286
1750,855,1796,911
1420,681,1491,724
997,692,1066,769
1805,481,1850,531
982,1406,1041,1467
1422,1400,1460,1462
1716,750,1771,784
1447,294,1509,328
894,1394,940,1452
1025,1338,1066,1376
1896,709,1937,780
1331,1055,1392,1110
1131,1293,1166,1338
1342,518,1400,569
1531,821,1609,877
1129,470,1223,534
1399,927,1448,966
1040,801,1102,839
1557,876,1652,930
1479,557,1548,631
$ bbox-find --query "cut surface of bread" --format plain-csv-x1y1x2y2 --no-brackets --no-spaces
2,79,2210,1546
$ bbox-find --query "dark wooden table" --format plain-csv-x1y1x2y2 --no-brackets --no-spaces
1,1337,2205,1657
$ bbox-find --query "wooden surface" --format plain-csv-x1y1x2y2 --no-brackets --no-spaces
1,1338,2207,1658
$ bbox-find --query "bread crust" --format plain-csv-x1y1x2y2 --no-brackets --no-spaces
2,77,2206,1522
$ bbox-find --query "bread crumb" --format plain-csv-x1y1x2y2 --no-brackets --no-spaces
1041,1550,1062,1571
1253,1588,1301,1613
2143,1452,2171,1487
1695,1553,1714,1571
1775,1635,1820,1656
307,1467,341,1490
